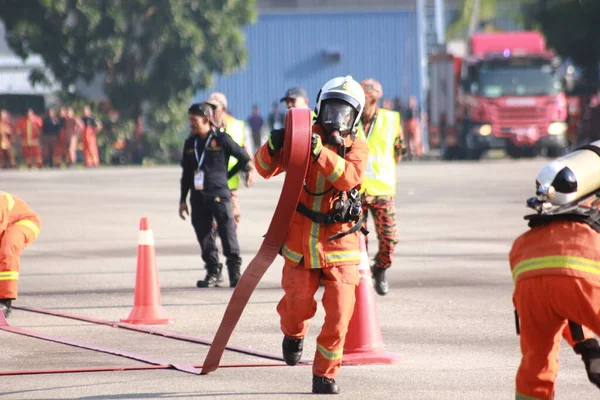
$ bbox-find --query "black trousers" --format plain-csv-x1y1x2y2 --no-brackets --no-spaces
191,195,240,267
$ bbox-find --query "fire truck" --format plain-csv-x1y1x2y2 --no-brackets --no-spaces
428,31,568,160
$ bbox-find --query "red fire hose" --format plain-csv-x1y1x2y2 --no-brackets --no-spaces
200,108,312,374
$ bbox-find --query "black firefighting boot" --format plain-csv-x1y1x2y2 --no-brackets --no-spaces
574,338,600,388
282,336,304,366
226,257,242,288
371,266,388,296
0,299,12,318
196,263,225,288
312,375,340,394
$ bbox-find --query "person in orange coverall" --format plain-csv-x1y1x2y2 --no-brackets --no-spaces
254,75,368,395
0,191,41,318
81,106,103,167
510,144,600,399
15,109,43,169
0,110,17,169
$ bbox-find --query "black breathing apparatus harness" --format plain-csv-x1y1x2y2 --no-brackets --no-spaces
524,191,600,234
295,132,368,242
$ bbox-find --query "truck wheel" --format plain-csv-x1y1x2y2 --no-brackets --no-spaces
506,143,521,159
466,148,484,161
443,146,458,160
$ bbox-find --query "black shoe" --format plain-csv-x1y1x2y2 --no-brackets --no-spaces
282,336,303,366
312,375,340,394
226,258,242,288
196,264,225,288
0,299,12,318
229,274,240,288
371,266,388,296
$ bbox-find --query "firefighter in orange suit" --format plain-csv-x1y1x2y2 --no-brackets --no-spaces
510,142,600,399
254,75,368,395
81,106,102,167
0,191,41,318
0,110,16,169
15,109,43,169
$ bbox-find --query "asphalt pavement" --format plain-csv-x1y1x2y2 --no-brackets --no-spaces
0,157,597,399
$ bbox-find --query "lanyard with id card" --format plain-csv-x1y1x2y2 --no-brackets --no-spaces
194,134,213,191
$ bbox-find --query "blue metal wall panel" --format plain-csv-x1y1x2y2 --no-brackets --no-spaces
195,11,420,123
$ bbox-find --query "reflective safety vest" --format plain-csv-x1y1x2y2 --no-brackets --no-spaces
224,115,246,190
356,109,400,196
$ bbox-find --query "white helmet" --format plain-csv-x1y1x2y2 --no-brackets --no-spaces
314,75,365,135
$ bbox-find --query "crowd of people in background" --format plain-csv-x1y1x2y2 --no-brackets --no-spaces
0,105,102,169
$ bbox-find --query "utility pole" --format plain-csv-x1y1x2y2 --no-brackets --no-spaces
416,0,429,154
434,0,446,45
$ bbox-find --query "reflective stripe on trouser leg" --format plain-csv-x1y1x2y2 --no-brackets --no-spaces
277,260,320,338
313,264,359,379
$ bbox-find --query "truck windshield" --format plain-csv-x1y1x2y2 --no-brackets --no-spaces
477,59,562,98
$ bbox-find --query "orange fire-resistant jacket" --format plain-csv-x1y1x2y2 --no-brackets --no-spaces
15,115,43,146
0,192,41,298
254,125,369,269
510,220,600,284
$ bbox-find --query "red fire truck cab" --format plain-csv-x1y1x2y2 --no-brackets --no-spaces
429,31,568,160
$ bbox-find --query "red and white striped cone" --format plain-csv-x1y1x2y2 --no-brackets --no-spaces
342,234,401,365
121,217,174,324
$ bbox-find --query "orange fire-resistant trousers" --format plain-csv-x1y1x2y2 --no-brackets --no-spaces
513,276,600,400
22,145,43,168
0,222,40,299
83,130,99,167
277,259,359,379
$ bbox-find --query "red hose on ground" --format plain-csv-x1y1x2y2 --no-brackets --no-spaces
0,363,292,376
14,305,294,362
201,108,312,374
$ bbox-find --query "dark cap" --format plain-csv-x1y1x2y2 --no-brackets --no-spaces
280,87,308,102
188,102,214,119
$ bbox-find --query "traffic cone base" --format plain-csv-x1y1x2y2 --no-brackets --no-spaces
120,305,174,325
342,351,402,365
121,217,174,325
342,235,401,365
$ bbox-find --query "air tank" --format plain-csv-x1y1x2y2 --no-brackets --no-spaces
535,140,600,206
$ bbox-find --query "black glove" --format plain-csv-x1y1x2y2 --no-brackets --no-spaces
311,133,322,160
574,339,600,389
268,128,285,155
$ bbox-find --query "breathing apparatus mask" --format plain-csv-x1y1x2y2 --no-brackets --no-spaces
320,99,358,146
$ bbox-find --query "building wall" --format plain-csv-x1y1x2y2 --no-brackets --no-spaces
256,0,463,11
195,10,422,123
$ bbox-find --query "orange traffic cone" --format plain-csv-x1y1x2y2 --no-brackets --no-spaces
342,234,401,365
120,217,174,325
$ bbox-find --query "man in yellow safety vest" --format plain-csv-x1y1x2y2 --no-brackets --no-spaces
357,78,406,296
205,92,255,226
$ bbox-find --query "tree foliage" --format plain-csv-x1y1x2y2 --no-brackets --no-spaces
523,0,600,83
447,0,500,39
0,0,256,162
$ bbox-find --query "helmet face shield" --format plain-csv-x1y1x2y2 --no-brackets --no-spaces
320,100,357,136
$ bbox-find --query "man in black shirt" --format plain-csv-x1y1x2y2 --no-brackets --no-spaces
179,102,253,288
